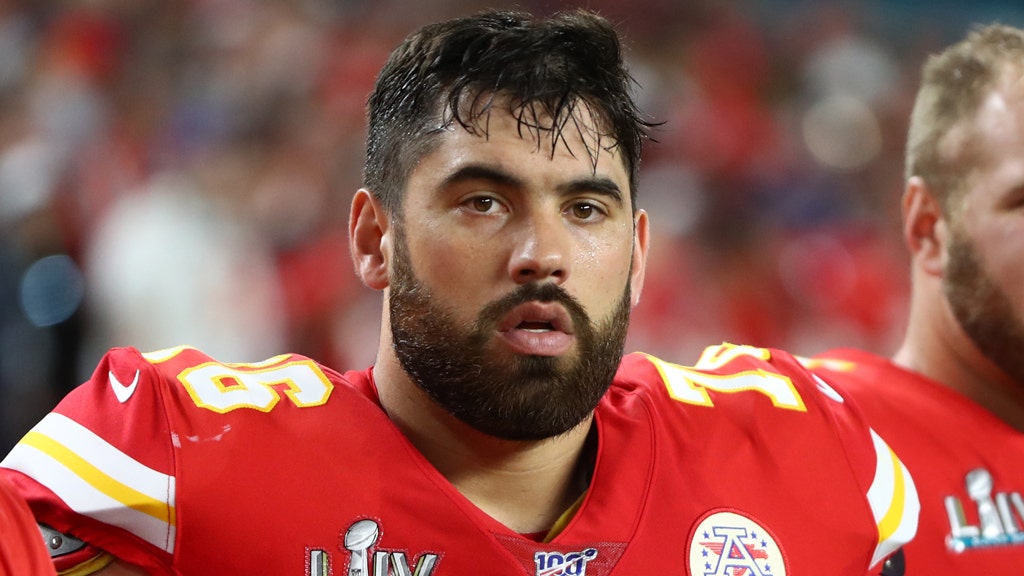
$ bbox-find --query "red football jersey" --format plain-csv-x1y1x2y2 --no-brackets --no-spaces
1,344,917,575
0,476,55,576
808,348,1024,574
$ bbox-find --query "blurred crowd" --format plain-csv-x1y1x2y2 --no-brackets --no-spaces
1,0,1022,452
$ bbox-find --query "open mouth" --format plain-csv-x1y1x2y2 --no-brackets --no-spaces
518,320,556,332
498,302,574,335
497,302,575,356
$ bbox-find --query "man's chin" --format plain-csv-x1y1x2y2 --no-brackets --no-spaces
468,413,589,443
490,347,578,376
489,338,581,364
495,327,576,357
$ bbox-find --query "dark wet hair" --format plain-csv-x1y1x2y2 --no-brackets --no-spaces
364,9,653,214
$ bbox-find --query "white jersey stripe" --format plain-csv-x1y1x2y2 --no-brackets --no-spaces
19,431,174,524
2,441,176,552
866,428,919,566
18,413,174,506
0,413,176,552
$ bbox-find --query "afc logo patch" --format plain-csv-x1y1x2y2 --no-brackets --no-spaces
688,509,787,576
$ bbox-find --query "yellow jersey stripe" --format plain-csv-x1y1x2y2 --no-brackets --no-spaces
21,431,174,525
875,444,905,542
57,551,113,576
2,441,176,552
23,414,173,503
0,413,176,552
866,429,919,566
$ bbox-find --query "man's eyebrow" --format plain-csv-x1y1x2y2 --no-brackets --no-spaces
558,177,624,205
439,163,624,205
439,164,524,190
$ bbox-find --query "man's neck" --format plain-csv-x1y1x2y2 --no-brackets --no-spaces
372,361,596,535
430,423,596,536
894,300,1024,432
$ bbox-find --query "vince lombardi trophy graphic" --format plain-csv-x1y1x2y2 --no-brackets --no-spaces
345,519,380,576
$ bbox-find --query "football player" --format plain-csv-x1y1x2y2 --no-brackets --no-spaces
3,9,916,575
808,23,1024,574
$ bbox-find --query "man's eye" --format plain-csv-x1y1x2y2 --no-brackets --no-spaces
570,202,601,220
471,197,494,212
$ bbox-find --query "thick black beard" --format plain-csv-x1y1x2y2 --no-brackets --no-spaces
944,230,1024,384
388,230,630,441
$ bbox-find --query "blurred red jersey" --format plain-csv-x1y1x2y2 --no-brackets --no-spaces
809,348,1024,574
1,344,916,575
0,476,55,576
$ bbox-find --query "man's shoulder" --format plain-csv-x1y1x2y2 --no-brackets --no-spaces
805,348,1009,434
800,348,911,386
0,346,384,574
608,344,887,462
8,345,378,488
613,344,842,417
78,344,371,416
801,347,954,410
609,345,919,569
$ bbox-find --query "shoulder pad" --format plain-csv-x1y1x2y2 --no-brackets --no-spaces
39,524,113,575
39,523,86,557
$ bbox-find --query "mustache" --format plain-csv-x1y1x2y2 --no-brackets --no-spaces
475,282,589,330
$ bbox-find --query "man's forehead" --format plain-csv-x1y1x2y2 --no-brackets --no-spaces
962,78,1024,158
437,95,627,175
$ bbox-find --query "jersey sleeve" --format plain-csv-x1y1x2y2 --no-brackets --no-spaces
761,345,920,571
0,347,178,575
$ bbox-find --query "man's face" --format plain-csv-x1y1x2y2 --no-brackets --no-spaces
385,103,647,441
943,75,1024,384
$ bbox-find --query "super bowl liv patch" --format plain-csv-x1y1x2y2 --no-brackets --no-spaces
945,467,1024,552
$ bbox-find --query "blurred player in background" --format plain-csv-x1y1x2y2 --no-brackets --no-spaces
2,8,915,575
808,23,1024,573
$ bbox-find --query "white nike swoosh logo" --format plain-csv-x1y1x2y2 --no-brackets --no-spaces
109,369,140,403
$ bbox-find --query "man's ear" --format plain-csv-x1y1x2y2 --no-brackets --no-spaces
629,209,650,307
902,176,946,277
349,188,392,290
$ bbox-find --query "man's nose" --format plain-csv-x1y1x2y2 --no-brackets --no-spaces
507,211,570,285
